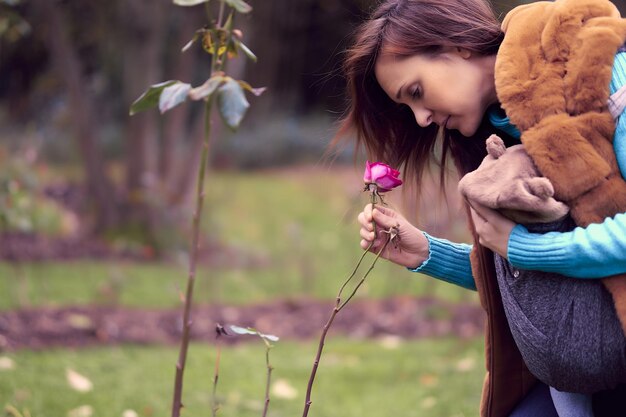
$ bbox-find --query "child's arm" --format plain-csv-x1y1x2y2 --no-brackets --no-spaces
507,103,626,278
508,213,626,278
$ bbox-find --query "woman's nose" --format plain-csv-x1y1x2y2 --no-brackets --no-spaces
412,107,433,128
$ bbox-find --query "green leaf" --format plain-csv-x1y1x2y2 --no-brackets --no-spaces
217,77,249,130
229,325,279,342
235,39,257,62
189,75,225,101
159,82,191,114
181,33,199,53
173,0,209,6
261,333,279,342
224,0,252,13
238,80,266,97
223,11,234,31
229,325,256,336
129,80,178,115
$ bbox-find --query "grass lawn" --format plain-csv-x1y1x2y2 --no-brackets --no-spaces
0,167,483,417
0,259,475,310
0,169,476,310
1,337,484,417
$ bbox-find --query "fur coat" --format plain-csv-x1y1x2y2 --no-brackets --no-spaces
472,0,626,416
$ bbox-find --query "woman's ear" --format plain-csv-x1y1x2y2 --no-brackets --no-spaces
440,46,472,59
456,47,472,59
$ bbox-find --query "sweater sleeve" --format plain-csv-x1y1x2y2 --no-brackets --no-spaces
508,213,626,278
407,232,477,290
507,52,626,279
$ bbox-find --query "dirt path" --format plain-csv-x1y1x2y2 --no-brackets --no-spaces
0,296,484,350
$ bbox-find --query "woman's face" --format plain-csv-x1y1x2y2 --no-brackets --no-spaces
374,48,498,137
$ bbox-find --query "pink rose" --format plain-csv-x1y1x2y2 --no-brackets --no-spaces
363,161,402,192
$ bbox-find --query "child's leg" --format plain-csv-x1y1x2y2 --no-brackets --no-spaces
549,387,594,417
508,382,558,417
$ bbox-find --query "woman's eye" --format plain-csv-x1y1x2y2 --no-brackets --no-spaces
410,87,421,99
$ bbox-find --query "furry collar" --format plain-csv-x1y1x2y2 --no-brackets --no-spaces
494,0,626,336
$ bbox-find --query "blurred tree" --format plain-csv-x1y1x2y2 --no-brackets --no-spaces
29,0,119,232
20,0,214,247
1,0,625,247
245,0,370,114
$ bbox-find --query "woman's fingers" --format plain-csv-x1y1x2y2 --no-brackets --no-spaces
372,207,400,230
357,210,374,232
468,202,515,258
360,226,375,241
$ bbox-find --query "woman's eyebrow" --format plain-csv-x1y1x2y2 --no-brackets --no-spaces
396,84,405,100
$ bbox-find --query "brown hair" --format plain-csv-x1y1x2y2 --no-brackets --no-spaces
334,0,511,190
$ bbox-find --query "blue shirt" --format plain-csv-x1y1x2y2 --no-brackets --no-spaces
410,52,626,289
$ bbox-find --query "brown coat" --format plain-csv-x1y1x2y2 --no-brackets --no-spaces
473,0,626,416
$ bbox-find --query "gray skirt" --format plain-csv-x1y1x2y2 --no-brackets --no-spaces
494,217,626,394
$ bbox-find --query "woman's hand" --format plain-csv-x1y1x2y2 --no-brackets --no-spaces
469,202,516,258
357,204,429,269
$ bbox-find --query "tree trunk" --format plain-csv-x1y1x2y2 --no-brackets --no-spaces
118,0,166,242
29,0,119,233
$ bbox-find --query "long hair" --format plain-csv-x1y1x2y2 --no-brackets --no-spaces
334,0,510,191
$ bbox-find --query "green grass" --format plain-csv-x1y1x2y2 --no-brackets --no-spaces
0,260,474,310
0,169,483,417
0,169,476,310
1,337,484,417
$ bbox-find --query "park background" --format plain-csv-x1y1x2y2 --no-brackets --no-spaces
1,1,625,416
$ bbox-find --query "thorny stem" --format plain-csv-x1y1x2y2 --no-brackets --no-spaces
261,339,273,417
171,96,215,417
212,339,222,417
338,239,389,311
301,235,392,417
369,185,378,237
217,0,226,28
337,189,378,298
336,240,374,299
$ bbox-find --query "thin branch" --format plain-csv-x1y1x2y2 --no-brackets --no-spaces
212,339,222,417
301,235,391,417
171,96,215,417
261,340,273,417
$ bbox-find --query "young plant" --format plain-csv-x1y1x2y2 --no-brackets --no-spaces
208,324,278,417
129,1,262,416
301,161,402,417
229,325,279,417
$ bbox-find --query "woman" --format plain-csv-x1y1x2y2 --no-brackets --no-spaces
334,0,626,416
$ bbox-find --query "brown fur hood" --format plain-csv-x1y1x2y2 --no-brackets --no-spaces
494,0,626,334
474,1,626,416
495,0,626,224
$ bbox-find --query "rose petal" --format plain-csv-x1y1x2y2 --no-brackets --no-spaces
363,161,402,192
376,176,403,192
363,161,373,183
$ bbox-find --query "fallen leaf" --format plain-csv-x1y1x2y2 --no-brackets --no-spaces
378,335,403,350
0,356,15,370
66,314,93,330
271,378,298,399
66,369,93,392
67,405,93,417
455,357,476,372
420,396,437,409
419,373,439,387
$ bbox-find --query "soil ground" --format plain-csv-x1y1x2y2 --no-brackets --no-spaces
0,178,483,351
0,296,484,351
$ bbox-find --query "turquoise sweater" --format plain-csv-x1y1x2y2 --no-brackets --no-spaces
410,52,626,290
